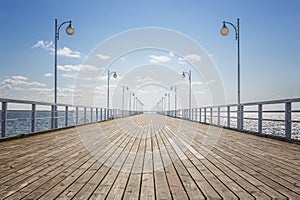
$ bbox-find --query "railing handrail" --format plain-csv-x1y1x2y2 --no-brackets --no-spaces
1,98,143,138
161,97,300,141
0,98,102,109
183,97,300,110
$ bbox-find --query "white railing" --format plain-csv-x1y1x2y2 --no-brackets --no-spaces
0,98,141,138
162,98,300,141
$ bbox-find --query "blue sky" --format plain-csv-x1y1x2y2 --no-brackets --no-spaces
0,0,299,110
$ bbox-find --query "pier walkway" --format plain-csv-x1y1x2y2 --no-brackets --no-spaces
0,114,300,199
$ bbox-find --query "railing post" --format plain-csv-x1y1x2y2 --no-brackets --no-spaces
192,109,194,121
227,106,230,127
65,106,68,127
31,104,36,133
84,107,87,123
258,104,263,134
210,107,213,124
96,108,98,121
51,105,55,129
285,102,292,139
240,105,244,130
199,108,201,122
91,108,93,122
2,102,7,137
218,107,220,126
100,108,103,121
204,108,207,123
76,107,79,125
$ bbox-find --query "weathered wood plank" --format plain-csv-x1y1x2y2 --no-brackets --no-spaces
0,114,300,200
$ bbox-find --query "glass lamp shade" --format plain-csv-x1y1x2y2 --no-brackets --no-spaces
113,73,117,78
182,73,186,78
66,25,75,35
220,26,229,36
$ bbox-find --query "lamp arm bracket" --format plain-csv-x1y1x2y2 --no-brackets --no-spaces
224,21,238,40
56,20,72,40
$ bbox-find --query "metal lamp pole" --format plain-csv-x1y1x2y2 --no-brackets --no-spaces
54,19,74,128
129,92,132,115
170,85,177,117
107,70,117,119
182,70,191,119
220,18,241,129
165,93,170,111
122,85,129,116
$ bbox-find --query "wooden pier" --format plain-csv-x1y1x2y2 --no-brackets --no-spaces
0,114,300,199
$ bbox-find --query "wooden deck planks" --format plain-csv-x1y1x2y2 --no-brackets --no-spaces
0,113,300,199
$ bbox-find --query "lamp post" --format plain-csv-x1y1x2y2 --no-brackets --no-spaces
170,85,177,117
220,18,241,129
107,70,117,109
165,92,170,111
131,93,135,113
134,97,138,111
122,85,129,113
54,19,74,128
129,92,133,115
182,70,192,119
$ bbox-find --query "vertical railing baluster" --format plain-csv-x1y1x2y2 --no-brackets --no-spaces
285,102,292,139
258,104,262,134
31,104,36,133
84,107,87,124
218,107,220,126
240,105,244,130
96,108,98,121
76,107,79,125
193,109,195,121
51,105,55,129
65,106,68,127
227,106,230,128
204,108,207,123
1,102,7,137
91,108,93,122
100,108,103,121
199,108,202,123
210,107,213,124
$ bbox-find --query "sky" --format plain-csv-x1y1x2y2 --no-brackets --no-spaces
0,0,300,110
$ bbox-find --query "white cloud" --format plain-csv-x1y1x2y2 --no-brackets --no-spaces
33,40,81,58
57,64,98,72
32,40,53,50
149,55,171,63
1,75,46,88
178,54,202,64
62,73,76,78
135,77,157,84
169,51,174,57
192,81,203,86
29,88,52,92
206,80,216,85
29,82,46,87
148,51,174,63
12,75,28,81
185,54,201,61
96,54,110,60
194,91,205,95
44,73,53,77
57,47,81,58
